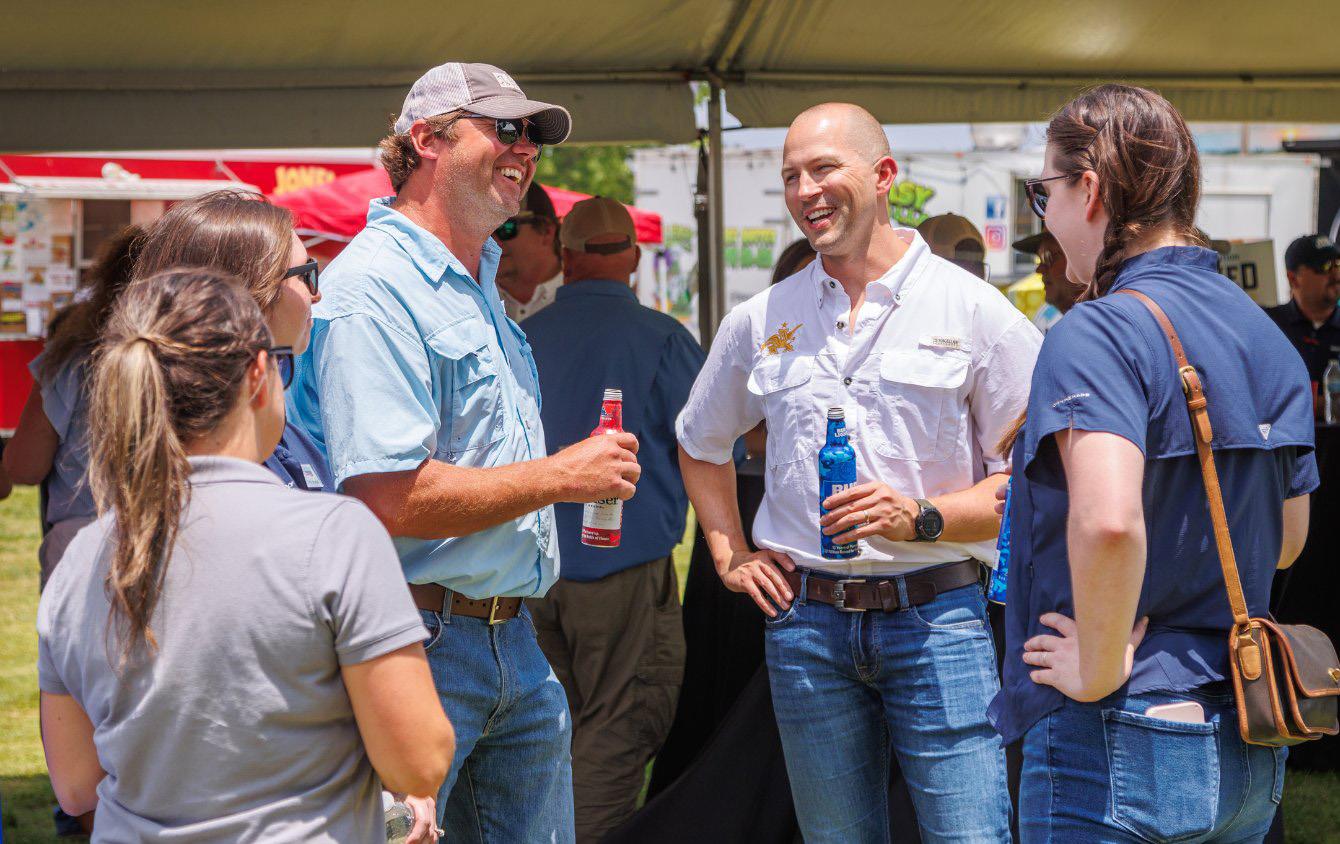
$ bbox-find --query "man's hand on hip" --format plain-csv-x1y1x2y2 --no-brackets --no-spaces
821,482,919,545
719,549,796,617
549,432,641,504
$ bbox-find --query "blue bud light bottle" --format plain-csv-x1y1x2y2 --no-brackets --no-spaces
819,406,858,560
987,476,1012,604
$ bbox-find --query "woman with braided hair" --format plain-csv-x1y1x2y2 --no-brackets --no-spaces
36,268,452,842
988,84,1315,840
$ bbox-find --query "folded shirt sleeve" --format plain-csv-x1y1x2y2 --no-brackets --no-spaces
1023,303,1153,471
675,309,761,465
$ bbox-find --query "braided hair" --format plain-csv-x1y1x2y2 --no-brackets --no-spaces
1047,85,1203,301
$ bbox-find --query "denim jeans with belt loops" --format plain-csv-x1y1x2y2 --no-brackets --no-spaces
1019,683,1285,843
764,570,1012,843
419,602,575,844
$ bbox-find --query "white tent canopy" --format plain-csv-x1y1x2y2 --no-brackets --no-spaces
8,0,1338,338
8,0,1340,151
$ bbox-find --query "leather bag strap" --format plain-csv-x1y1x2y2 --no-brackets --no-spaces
1116,289,1251,625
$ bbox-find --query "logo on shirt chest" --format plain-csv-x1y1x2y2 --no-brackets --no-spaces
761,322,803,355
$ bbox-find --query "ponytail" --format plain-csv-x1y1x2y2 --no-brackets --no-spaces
88,268,270,664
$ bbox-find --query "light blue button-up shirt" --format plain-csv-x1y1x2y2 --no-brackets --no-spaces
289,198,557,598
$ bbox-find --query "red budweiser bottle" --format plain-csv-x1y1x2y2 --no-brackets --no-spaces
581,388,624,547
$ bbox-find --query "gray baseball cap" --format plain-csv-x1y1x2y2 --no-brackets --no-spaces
393,62,572,144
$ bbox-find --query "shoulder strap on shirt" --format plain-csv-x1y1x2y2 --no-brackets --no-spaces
1116,289,1250,625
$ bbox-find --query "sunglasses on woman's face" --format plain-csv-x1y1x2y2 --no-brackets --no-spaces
1024,174,1078,220
268,346,295,390
282,260,319,296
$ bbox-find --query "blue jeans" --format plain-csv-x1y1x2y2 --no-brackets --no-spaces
765,573,1011,843
420,604,575,844
1019,685,1285,843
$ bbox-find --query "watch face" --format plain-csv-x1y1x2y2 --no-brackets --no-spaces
920,508,945,539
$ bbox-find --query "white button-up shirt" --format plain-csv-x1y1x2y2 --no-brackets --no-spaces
501,272,562,322
677,230,1042,576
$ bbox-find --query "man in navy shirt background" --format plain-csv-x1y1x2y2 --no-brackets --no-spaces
522,196,702,841
1267,234,1340,386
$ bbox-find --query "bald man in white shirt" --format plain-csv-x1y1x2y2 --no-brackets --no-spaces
676,103,1039,842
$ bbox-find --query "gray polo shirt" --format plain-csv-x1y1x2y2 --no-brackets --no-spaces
37,457,427,843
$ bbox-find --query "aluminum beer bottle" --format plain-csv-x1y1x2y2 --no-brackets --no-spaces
819,406,858,560
581,388,624,547
987,476,1012,605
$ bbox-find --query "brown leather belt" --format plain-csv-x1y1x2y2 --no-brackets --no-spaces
409,583,523,625
783,559,982,613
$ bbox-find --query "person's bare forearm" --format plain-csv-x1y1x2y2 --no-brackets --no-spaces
347,432,640,540
930,472,1009,542
367,456,573,540
679,446,747,573
1061,430,1148,699
1069,513,1146,697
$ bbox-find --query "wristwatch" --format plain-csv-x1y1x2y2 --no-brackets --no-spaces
913,499,944,542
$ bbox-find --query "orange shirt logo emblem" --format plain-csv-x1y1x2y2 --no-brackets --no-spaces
761,322,802,355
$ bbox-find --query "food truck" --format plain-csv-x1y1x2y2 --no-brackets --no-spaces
0,151,375,433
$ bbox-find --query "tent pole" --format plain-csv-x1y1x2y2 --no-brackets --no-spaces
703,80,727,348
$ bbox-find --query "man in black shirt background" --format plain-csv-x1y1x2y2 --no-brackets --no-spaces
1267,234,1340,385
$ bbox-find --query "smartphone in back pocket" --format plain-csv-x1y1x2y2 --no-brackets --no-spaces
1144,700,1206,724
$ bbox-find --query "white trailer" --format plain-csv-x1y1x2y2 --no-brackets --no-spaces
633,146,1320,324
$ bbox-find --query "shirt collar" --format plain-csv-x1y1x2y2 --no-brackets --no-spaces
365,197,501,289
187,455,284,487
555,279,637,301
811,228,928,307
1108,245,1219,293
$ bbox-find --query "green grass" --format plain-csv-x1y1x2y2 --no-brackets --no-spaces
0,485,60,843
1,494,1335,842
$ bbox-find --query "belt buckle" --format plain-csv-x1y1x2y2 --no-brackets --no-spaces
487,597,505,626
833,579,865,612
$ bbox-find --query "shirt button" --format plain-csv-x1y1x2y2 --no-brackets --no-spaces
828,281,836,288
843,376,853,386
837,321,845,329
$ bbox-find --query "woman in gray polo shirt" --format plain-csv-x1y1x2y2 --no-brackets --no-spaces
36,269,453,842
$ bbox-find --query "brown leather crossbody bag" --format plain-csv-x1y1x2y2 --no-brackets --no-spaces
1120,288,1340,746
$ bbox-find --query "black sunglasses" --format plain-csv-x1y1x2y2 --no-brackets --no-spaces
462,114,544,154
268,346,295,390
282,260,319,296
494,212,540,242
1024,174,1080,220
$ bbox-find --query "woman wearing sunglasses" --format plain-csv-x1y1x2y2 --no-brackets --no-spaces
993,84,1315,841
38,269,452,842
135,190,334,492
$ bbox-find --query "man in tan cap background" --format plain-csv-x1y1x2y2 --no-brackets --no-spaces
522,197,704,841
917,212,989,280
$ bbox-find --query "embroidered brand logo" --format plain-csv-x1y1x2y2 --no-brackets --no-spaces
1051,392,1091,409
923,335,967,351
493,72,522,92
1258,424,1272,442
761,322,803,355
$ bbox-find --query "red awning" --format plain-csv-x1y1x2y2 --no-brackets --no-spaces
269,168,662,245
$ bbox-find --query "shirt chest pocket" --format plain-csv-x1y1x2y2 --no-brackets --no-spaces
871,347,969,462
426,319,507,460
747,353,819,465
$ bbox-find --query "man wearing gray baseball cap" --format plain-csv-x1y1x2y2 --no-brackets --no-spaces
290,62,641,843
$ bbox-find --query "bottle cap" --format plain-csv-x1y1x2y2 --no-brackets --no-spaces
827,406,845,420
604,388,623,402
